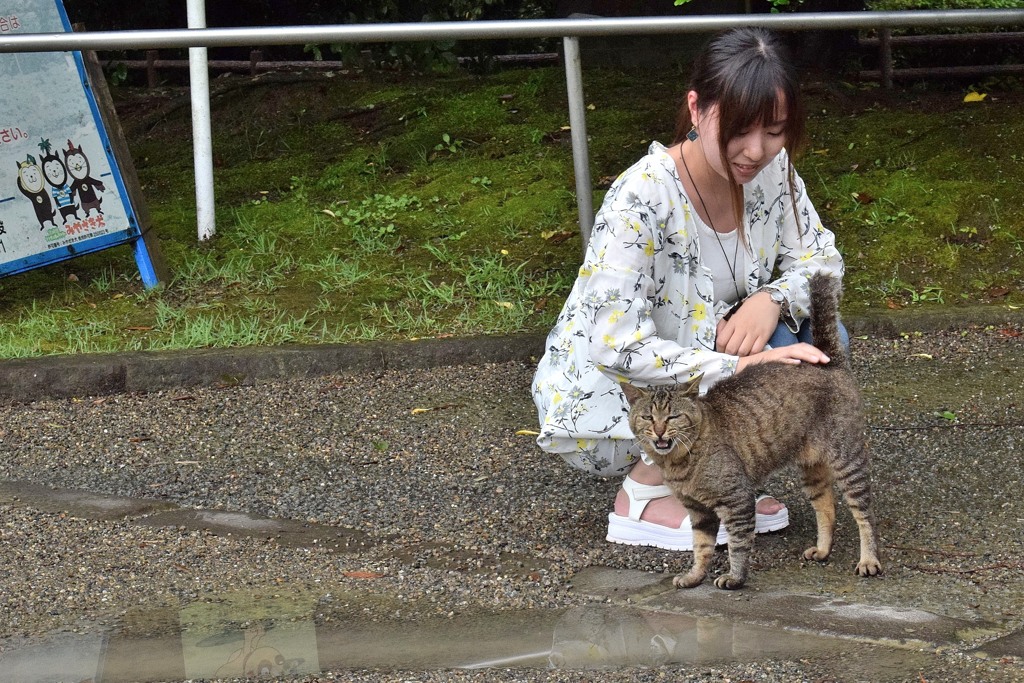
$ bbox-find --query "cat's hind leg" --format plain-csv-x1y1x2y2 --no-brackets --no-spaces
673,500,719,589
833,441,882,577
800,459,836,562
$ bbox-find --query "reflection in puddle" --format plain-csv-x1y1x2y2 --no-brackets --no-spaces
0,594,928,681
181,595,319,679
0,632,106,683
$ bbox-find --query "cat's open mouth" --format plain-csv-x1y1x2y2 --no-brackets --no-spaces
653,438,674,453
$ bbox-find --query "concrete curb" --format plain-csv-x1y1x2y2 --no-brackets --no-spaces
0,333,546,402
1,305,1021,403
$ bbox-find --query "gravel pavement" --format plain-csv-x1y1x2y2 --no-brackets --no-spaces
1,319,1023,683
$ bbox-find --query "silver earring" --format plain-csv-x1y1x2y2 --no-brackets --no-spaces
686,126,698,142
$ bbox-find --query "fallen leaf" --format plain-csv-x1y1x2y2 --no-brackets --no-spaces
963,91,987,103
495,301,514,309
410,403,462,415
516,429,540,436
999,328,1021,338
344,571,384,579
907,353,933,360
543,230,576,244
853,191,875,204
987,285,1010,298
321,209,337,218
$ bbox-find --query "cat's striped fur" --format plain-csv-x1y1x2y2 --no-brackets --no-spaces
621,272,881,590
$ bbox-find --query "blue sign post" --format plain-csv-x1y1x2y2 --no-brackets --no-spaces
0,0,163,287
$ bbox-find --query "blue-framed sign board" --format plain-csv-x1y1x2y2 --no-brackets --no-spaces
0,0,161,287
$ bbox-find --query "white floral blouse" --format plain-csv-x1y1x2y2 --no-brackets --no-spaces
531,141,844,471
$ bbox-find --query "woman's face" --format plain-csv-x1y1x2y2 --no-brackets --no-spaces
690,94,788,185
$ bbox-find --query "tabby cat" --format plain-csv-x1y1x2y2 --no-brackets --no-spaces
621,272,881,590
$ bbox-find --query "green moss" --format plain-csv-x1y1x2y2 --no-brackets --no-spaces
2,67,1023,357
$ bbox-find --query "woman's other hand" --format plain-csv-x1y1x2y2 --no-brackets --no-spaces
715,291,780,356
736,343,830,371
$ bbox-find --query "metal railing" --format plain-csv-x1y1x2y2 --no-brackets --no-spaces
3,10,1024,243
859,29,1024,87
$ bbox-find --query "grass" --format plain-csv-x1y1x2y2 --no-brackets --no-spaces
1,66,1023,358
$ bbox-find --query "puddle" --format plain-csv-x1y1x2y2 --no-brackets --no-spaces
0,590,943,682
0,480,373,553
0,481,176,520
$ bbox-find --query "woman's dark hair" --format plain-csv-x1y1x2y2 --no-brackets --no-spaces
675,28,806,233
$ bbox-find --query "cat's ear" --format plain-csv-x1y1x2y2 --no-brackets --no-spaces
620,382,643,406
682,373,703,398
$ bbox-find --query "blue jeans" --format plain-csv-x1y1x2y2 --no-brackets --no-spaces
767,319,851,355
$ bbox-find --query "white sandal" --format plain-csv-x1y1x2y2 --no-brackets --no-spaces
606,477,789,551
606,476,728,551
754,493,789,533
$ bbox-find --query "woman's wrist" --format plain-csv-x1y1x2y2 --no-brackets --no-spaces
754,286,787,319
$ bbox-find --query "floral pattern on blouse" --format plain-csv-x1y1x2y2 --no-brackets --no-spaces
531,141,844,458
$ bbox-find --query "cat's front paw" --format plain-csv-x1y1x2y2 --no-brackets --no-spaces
855,558,882,577
803,546,831,562
713,574,745,590
673,571,705,589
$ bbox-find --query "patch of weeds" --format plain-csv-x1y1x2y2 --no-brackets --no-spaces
336,193,424,254
434,133,465,155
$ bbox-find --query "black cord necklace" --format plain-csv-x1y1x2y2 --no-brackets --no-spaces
678,143,743,304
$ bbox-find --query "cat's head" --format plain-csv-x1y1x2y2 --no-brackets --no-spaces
620,375,703,457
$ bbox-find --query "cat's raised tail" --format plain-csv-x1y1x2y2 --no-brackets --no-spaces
808,271,847,370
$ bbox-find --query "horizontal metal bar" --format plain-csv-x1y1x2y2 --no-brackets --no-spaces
861,63,1024,79
117,52,560,71
3,11,1024,53
860,30,1024,46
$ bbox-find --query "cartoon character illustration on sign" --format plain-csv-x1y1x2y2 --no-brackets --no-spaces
65,139,105,216
41,142,79,225
16,154,56,230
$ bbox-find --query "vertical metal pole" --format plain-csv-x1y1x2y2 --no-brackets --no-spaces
562,35,593,251
880,27,893,89
187,0,216,241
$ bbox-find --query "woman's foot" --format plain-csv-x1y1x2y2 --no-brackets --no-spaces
613,487,785,525
606,460,789,550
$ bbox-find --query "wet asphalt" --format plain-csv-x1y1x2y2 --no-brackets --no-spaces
1,310,1023,683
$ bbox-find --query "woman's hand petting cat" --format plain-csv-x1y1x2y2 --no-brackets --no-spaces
715,291,781,356
736,343,831,372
